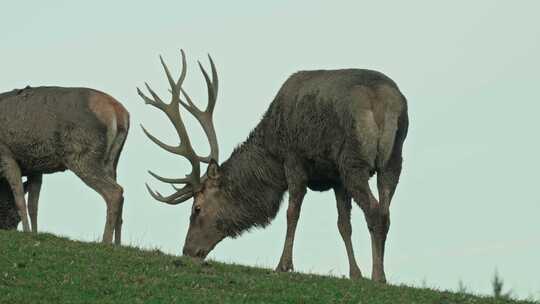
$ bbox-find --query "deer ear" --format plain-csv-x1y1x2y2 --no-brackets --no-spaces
207,159,221,180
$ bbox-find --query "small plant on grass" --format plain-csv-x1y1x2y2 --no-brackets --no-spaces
457,279,468,294
492,269,512,300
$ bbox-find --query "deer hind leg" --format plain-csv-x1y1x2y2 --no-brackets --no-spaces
0,152,30,232
276,159,307,273
334,185,362,279
371,131,404,280
113,197,124,245
107,129,128,245
365,205,389,284
26,174,43,233
81,173,122,245
67,160,123,245
338,149,387,283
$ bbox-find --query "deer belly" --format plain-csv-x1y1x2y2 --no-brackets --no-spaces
307,179,336,192
18,157,67,175
11,144,66,174
305,159,340,191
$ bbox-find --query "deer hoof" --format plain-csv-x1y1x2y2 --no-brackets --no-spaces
371,272,387,284
350,268,362,280
275,260,294,272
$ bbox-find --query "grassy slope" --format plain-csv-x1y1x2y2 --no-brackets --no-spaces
0,231,535,304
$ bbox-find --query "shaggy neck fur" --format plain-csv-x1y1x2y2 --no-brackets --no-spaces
216,133,288,237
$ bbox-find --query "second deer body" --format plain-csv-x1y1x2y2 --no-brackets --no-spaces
0,86,129,244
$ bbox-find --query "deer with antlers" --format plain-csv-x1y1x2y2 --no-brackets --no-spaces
140,50,408,282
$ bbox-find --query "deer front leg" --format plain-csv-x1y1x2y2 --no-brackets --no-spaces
276,159,307,272
0,150,30,232
26,174,43,233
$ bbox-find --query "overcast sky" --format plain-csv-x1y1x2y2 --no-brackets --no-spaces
1,0,539,299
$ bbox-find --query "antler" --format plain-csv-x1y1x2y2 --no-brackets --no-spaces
138,50,219,205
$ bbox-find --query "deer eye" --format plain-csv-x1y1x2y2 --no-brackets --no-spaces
194,205,201,214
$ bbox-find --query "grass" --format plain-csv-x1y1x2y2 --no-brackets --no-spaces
0,230,535,304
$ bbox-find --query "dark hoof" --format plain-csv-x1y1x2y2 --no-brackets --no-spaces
372,274,387,284
275,261,294,272
350,269,362,280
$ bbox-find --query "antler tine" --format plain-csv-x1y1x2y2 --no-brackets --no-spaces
160,55,179,96
200,54,219,114
137,85,165,111
145,183,193,205
201,54,219,163
176,54,220,164
140,124,182,155
168,193,196,205
177,49,187,87
148,170,191,184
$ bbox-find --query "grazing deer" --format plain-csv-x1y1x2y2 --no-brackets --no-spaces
140,50,408,282
0,86,129,244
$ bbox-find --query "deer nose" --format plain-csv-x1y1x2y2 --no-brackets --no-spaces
183,246,208,259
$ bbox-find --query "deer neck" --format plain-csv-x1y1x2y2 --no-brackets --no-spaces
217,140,287,237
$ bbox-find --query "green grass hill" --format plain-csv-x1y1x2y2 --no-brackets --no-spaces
0,230,535,304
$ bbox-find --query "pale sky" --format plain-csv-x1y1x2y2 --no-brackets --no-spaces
1,0,539,299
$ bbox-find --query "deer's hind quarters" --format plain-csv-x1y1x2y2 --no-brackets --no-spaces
140,49,408,282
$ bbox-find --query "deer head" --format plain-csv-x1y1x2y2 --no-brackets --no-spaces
139,50,227,258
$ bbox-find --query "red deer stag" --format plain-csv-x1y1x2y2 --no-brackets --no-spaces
0,86,129,244
140,50,408,282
